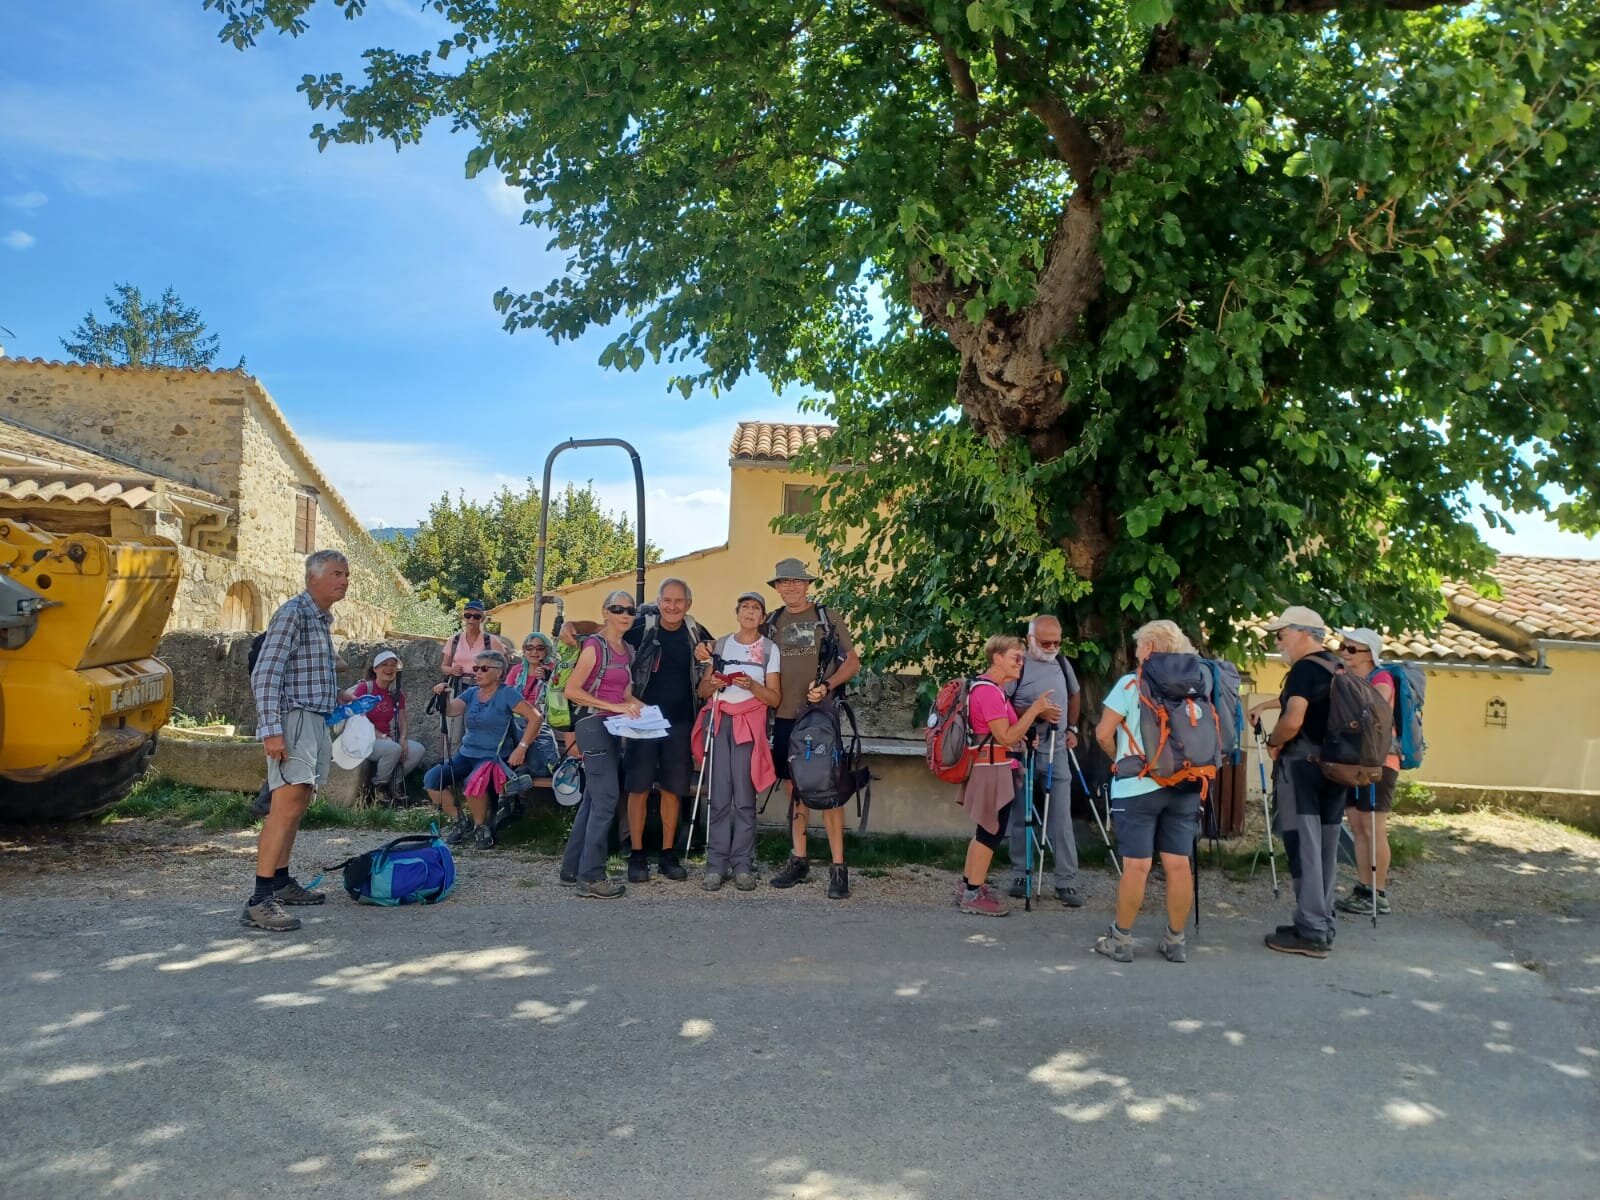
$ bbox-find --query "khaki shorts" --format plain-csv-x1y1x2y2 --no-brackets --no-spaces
267,708,331,792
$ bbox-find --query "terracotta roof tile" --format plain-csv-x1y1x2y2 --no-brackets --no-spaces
728,421,833,462
1445,556,1600,643
1385,620,1534,666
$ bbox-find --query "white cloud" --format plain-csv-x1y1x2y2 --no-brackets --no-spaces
299,435,521,530
3,230,34,250
3,190,46,209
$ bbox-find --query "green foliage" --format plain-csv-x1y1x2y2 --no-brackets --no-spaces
61,282,242,369
394,480,659,612
210,1,1600,680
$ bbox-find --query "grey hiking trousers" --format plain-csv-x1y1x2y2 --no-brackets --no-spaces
704,717,757,877
1274,744,1347,942
1007,756,1078,885
562,715,623,882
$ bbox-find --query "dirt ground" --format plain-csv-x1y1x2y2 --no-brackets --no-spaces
2,808,1594,920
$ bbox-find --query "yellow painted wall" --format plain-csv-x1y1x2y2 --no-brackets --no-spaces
1247,649,1600,796
493,463,825,643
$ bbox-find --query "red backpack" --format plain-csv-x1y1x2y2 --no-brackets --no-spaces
925,678,1000,785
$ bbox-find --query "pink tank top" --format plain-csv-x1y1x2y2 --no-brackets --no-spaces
583,636,633,703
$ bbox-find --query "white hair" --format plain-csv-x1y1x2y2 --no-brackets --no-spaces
305,549,348,577
657,578,692,602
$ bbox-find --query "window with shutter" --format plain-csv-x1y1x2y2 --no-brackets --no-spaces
782,484,817,517
294,494,318,554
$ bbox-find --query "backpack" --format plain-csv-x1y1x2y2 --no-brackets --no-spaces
788,694,873,830
247,631,266,675
630,604,710,698
1203,658,1245,765
1386,661,1427,770
332,833,456,906
545,646,576,729
1110,653,1223,795
711,633,777,691
925,677,1001,785
761,602,844,680
1308,655,1390,787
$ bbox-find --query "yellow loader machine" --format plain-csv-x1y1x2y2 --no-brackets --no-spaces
0,520,179,822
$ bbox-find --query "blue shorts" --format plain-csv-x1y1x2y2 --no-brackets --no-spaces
1110,786,1201,859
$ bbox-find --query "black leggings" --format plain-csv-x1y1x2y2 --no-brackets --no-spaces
974,801,1014,850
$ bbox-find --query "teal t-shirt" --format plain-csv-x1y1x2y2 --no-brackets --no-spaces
1103,672,1161,800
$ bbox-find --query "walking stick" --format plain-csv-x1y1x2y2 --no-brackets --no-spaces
685,692,718,855
1068,746,1120,877
1249,720,1280,898
1022,738,1035,913
1368,781,1379,930
1036,729,1057,899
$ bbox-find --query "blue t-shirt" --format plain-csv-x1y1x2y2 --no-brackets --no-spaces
459,684,522,759
1102,673,1161,800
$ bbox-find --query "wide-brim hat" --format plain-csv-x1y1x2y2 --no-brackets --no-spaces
768,557,818,586
552,757,583,806
332,713,376,770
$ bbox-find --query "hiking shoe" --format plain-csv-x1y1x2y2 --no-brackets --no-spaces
734,871,757,892
473,823,495,850
240,895,300,932
558,869,578,887
1056,886,1083,909
959,884,1008,917
249,785,273,819
827,864,850,900
1376,890,1391,915
1265,929,1330,958
627,850,651,884
441,813,473,847
1335,883,1373,915
1094,925,1134,963
577,877,626,899
658,850,688,882
1159,929,1188,963
272,878,325,906
1007,875,1028,899
701,871,725,892
770,856,810,889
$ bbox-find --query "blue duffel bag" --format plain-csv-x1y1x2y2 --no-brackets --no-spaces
332,832,456,906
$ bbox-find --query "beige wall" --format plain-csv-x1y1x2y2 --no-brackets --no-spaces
1,360,398,639
494,462,825,643
1249,649,1600,796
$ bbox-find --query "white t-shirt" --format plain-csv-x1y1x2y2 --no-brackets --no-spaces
714,634,781,705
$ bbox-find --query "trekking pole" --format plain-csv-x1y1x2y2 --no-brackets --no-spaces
1368,781,1379,931
1036,729,1056,899
1022,738,1035,913
1250,720,1280,898
1068,746,1120,877
685,691,717,855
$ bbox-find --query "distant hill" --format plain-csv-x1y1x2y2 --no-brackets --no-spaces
368,526,418,543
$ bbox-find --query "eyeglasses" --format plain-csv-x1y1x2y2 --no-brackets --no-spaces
1340,645,1364,655
1036,639,1061,650
472,665,498,674
525,645,547,654
605,605,637,616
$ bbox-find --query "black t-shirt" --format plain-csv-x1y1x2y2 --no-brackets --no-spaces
636,622,695,721
1280,652,1338,746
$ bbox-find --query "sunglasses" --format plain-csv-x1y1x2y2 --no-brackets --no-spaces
1340,645,1365,655
472,664,499,673
464,613,483,620
525,645,548,653
605,604,637,616
1036,639,1061,650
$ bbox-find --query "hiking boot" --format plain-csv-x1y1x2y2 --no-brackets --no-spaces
240,895,301,932
1056,886,1083,909
441,813,473,847
558,869,579,887
473,823,495,850
734,871,757,892
1265,929,1331,958
272,877,325,906
1335,883,1374,915
701,871,725,892
627,850,651,884
827,864,850,900
1159,928,1188,964
577,877,626,899
770,856,810,889
658,849,688,882
1008,875,1028,899
1094,925,1134,963
959,884,1008,917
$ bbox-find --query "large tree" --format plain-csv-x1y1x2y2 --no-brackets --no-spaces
209,0,1599,675
61,283,241,370
396,480,659,613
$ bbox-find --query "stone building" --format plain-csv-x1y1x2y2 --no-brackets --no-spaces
0,357,405,638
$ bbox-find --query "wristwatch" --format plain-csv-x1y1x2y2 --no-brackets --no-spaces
1067,723,1079,733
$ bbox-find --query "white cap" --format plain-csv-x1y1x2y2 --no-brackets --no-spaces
371,649,401,668
1338,627,1383,663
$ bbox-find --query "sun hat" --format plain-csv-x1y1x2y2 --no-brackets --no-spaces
552,756,583,806
1339,627,1384,663
332,713,376,770
1263,604,1327,633
768,558,818,586
735,591,768,611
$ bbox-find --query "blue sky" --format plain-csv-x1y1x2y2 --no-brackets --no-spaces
1,0,1594,562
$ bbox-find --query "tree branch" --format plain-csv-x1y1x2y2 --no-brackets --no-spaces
993,38,1100,183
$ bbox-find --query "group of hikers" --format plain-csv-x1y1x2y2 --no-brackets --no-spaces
243,550,1403,965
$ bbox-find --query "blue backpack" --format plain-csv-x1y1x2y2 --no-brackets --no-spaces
334,833,456,906
1202,658,1244,764
1385,661,1428,770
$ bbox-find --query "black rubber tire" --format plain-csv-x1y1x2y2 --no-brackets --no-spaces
0,735,158,824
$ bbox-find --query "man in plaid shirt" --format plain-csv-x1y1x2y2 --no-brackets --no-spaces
242,549,348,932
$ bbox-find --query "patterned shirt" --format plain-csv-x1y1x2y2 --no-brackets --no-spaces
252,590,338,738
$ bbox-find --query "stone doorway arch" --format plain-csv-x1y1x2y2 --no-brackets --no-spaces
221,580,262,632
